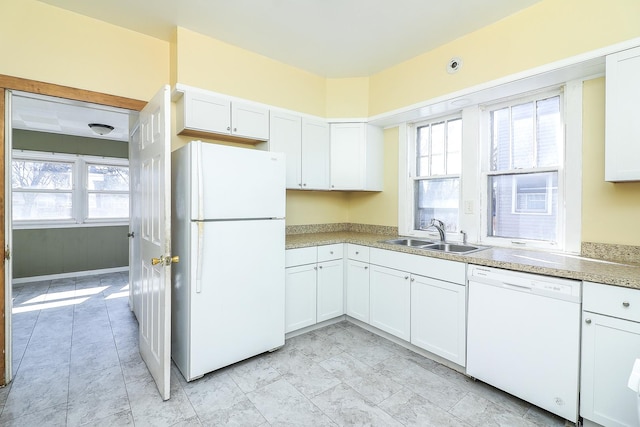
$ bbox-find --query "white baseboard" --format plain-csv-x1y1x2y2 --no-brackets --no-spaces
12,266,129,285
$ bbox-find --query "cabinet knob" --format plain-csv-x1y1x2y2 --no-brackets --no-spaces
355,251,359,255
303,183,307,187
330,251,333,254
404,276,409,280
623,301,631,308
331,185,335,188
226,126,231,131
314,266,317,270
319,266,323,269
411,278,415,282
585,318,592,324
364,266,368,270
233,127,237,132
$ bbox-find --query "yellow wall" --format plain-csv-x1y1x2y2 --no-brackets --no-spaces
348,127,399,226
369,0,640,115
173,28,326,117
582,78,640,245
286,191,349,226
0,0,169,101
325,78,370,118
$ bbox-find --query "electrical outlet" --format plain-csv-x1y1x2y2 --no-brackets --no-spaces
464,200,474,214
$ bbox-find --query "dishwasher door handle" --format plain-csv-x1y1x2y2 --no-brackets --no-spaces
502,281,533,292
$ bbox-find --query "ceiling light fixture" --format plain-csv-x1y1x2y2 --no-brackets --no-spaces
88,123,114,135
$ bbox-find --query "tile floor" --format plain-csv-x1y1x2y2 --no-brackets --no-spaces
0,272,570,426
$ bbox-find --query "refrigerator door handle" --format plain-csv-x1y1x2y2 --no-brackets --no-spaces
196,222,204,293
196,141,204,221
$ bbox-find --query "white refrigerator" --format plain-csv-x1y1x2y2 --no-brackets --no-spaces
171,141,286,381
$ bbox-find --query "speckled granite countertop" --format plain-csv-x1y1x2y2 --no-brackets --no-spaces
286,231,640,289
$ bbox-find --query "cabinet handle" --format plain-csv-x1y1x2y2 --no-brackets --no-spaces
623,301,630,308
585,318,592,324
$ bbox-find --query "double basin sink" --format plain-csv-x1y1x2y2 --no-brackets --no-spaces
381,238,487,255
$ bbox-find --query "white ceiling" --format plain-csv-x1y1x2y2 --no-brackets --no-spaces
37,0,541,78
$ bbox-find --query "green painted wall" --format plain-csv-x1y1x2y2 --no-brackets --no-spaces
12,130,129,279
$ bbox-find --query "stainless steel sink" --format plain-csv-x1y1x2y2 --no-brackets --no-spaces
381,238,434,247
422,243,487,254
381,238,488,254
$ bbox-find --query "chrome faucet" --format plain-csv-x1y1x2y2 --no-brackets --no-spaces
424,218,446,242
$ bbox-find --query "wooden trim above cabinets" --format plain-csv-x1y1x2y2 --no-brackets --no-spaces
0,74,147,111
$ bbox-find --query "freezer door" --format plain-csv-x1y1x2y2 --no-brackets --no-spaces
190,142,285,220
188,219,285,378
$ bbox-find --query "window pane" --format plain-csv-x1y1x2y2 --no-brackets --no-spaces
13,192,73,220
490,107,510,171
87,165,129,191
88,193,129,219
416,126,429,176
488,172,557,241
414,178,459,232
511,102,534,169
536,96,561,167
12,160,72,190
447,119,462,174
430,122,445,175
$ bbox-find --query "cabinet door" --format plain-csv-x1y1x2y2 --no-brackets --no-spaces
301,118,330,190
270,111,302,189
580,312,640,426
605,46,640,182
285,264,317,333
317,259,344,322
231,102,269,140
346,260,370,323
181,91,231,135
369,265,410,340
411,275,466,366
330,123,365,190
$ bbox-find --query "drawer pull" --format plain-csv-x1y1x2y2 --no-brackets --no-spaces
623,301,630,308
585,318,592,324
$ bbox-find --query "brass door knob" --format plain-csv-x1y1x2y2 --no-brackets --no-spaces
151,257,162,265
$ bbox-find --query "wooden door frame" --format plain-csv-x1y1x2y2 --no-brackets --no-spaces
0,74,146,386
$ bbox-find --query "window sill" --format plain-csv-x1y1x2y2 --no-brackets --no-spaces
13,221,128,230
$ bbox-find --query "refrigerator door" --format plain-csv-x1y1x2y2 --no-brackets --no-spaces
190,141,285,220
188,218,285,378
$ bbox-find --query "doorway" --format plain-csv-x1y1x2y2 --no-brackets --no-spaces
0,75,147,386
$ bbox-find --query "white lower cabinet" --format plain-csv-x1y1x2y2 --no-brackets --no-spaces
285,244,344,333
411,275,466,366
369,265,411,341
581,281,640,427
346,259,370,323
317,259,344,323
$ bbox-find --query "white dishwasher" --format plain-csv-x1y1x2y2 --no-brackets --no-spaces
466,265,581,422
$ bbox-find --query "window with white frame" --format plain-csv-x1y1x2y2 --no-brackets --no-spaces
484,92,563,243
412,115,462,233
12,150,129,227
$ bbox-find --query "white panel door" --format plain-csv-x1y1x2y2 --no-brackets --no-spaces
285,264,317,333
411,275,466,366
138,85,172,400
301,118,330,190
316,259,344,322
345,259,370,323
129,118,142,319
369,265,410,340
193,142,285,220
270,111,302,189
580,312,640,426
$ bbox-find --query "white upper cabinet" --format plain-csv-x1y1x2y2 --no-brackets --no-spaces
330,123,383,191
605,46,640,182
270,112,330,190
301,118,330,190
270,111,303,188
176,89,269,142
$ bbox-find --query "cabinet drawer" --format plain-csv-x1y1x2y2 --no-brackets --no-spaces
317,244,343,262
347,244,369,262
583,281,640,322
285,247,317,267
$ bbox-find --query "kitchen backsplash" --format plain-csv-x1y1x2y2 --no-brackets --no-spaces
582,242,640,264
286,223,398,236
